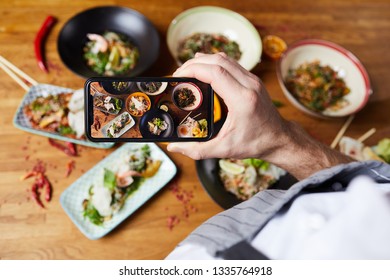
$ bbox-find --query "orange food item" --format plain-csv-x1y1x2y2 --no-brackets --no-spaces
262,35,287,60
213,94,222,123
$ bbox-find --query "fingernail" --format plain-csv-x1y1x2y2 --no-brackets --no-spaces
167,143,177,152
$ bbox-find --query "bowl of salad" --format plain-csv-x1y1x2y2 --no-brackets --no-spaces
58,6,160,78
167,6,262,71
277,39,372,118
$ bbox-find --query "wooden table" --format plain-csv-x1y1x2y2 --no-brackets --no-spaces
0,0,389,260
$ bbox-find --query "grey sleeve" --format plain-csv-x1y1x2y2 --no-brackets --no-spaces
179,160,390,256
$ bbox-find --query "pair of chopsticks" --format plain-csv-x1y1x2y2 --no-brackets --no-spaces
179,111,202,125
0,55,38,91
330,114,376,148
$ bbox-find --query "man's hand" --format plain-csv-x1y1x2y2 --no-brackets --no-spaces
167,53,353,180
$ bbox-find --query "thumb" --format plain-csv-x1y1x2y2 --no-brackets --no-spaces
167,139,222,160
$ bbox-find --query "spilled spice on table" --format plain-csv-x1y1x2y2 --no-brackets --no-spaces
166,178,198,230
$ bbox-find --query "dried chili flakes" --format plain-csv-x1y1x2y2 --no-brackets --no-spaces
166,179,198,230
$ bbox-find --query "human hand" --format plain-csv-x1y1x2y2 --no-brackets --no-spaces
167,52,288,160
167,53,353,180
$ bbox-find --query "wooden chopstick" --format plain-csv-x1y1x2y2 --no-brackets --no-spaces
179,111,192,125
357,128,376,143
0,60,31,91
330,114,355,149
0,55,38,86
192,113,202,119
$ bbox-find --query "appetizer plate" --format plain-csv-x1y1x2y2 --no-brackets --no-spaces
277,39,372,118
172,82,203,111
195,158,297,209
60,143,177,240
58,6,160,78
167,6,262,71
93,92,123,115
139,108,174,138
13,83,113,149
100,112,135,138
137,82,168,96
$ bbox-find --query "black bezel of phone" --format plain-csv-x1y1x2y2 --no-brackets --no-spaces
85,77,214,142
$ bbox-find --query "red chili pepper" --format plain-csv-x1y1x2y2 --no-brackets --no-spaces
20,171,37,181
65,160,75,178
66,142,77,156
43,176,52,202
31,182,45,208
48,138,77,157
34,15,56,72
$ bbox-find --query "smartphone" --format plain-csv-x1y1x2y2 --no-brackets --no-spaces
85,77,213,142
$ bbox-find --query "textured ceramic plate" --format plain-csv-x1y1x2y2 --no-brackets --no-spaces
101,112,135,138
60,143,177,240
13,83,113,149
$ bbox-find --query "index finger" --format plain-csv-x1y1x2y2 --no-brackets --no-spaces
173,62,243,104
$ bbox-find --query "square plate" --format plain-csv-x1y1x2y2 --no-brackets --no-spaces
60,143,177,240
13,83,113,149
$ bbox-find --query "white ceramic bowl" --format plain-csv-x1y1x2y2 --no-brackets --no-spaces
277,39,372,118
167,6,262,71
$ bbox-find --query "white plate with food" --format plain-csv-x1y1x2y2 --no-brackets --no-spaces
100,112,135,138
177,116,208,138
136,81,168,96
60,143,177,240
13,83,113,149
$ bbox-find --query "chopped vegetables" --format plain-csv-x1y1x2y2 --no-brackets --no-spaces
148,117,168,136
177,33,241,63
285,61,350,112
83,31,139,76
139,82,162,94
375,138,390,163
219,159,286,200
174,88,196,108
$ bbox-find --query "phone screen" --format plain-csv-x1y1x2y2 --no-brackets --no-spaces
85,77,213,142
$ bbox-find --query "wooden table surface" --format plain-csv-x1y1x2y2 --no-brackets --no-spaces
0,0,389,260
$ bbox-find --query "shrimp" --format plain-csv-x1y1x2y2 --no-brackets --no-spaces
87,33,108,53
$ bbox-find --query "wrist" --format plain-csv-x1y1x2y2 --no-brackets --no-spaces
259,120,354,180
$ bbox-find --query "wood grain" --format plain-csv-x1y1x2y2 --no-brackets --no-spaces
0,0,389,259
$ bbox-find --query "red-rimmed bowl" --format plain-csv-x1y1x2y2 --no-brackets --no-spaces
172,82,203,111
276,39,372,118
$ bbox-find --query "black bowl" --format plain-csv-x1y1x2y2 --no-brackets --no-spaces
139,108,174,138
58,6,160,78
195,159,297,209
100,81,133,94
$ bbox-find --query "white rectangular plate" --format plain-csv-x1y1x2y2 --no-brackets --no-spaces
60,143,177,240
13,83,113,149
100,112,135,138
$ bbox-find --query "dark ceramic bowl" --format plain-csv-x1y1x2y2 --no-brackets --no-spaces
58,6,160,78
